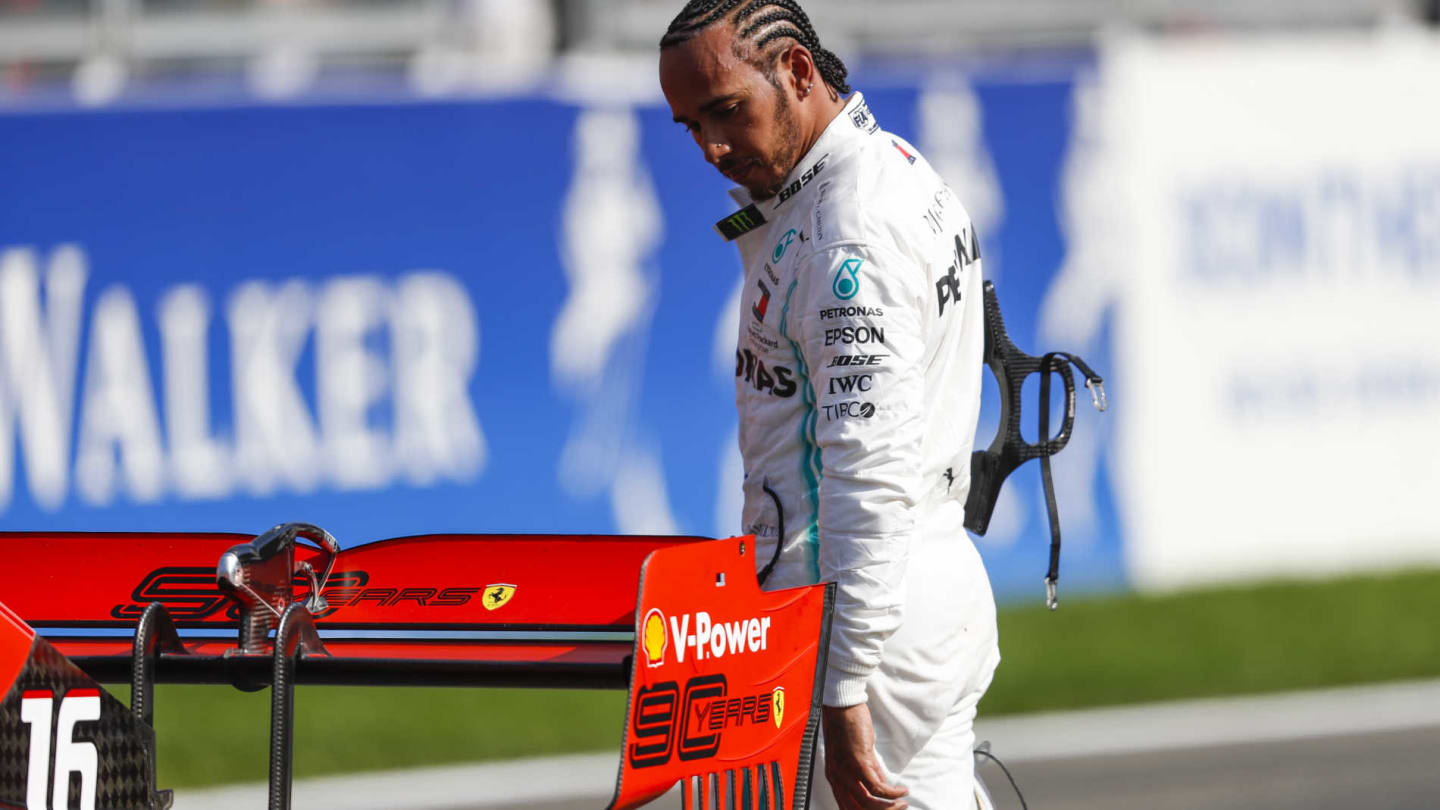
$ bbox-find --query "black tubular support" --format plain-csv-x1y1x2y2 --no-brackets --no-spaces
75,652,632,690
268,603,327,810
129,602,187,728
127,602,183,810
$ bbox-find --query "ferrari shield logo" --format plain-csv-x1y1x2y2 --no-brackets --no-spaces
772,686,785,728
482,584,516,611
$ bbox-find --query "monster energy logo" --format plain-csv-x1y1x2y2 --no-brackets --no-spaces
714,204,767,241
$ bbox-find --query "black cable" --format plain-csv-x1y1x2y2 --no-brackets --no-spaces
975,747,1028,810
1038,353,1065,611
1035,350,1103,610
757,480,786,586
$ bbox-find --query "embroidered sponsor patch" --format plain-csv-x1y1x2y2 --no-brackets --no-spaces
832,258,862,300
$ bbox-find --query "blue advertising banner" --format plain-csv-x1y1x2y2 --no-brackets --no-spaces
0,68,1121,601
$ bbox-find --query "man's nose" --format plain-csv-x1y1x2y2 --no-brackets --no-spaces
701,127,730,165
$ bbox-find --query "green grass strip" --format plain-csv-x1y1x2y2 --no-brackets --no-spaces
981,566,1440,714
146,687,629,788
134,567,1440,787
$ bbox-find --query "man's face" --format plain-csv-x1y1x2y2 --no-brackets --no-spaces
659,25,803,201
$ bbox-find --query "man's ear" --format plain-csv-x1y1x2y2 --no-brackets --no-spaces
779,43,818,97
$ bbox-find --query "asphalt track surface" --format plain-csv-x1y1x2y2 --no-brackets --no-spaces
983,725,1440,810
496,725,1439,810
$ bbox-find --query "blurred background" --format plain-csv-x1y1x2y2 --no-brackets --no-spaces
1,1,1438,807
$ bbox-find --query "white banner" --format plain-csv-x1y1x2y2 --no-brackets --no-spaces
1070,32,1440,589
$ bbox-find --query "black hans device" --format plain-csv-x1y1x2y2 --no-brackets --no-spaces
963,281,1107,610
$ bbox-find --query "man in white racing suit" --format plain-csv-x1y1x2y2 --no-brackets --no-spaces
660,2,999,808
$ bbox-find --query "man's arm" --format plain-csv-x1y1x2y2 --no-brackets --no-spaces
792,241,928,707
791,241,928,809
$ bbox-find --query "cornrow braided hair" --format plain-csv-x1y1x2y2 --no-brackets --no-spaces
660,0,852,95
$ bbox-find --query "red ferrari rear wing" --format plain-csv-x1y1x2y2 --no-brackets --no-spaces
0,526,833,810
4,530,691,688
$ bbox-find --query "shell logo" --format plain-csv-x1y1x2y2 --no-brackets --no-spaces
642,607,667,667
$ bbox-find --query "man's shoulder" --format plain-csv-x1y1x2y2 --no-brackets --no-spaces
801,130,942,254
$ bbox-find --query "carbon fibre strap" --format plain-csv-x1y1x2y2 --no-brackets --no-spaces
963,281,1106,609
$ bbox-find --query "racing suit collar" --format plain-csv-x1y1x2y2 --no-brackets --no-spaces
777,91,874,195
715,92,877,241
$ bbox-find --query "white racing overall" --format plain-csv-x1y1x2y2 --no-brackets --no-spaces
725,92,1000,808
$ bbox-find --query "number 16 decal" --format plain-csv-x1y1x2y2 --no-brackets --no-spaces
19,689,100,810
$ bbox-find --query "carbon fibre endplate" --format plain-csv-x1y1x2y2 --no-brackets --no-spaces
0,637,171,810
963,281,1105,608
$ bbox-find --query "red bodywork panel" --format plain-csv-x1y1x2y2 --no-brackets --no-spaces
610,536,832,810
0,601,34,698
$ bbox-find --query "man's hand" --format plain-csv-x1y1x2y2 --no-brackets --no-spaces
821,703,909,810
